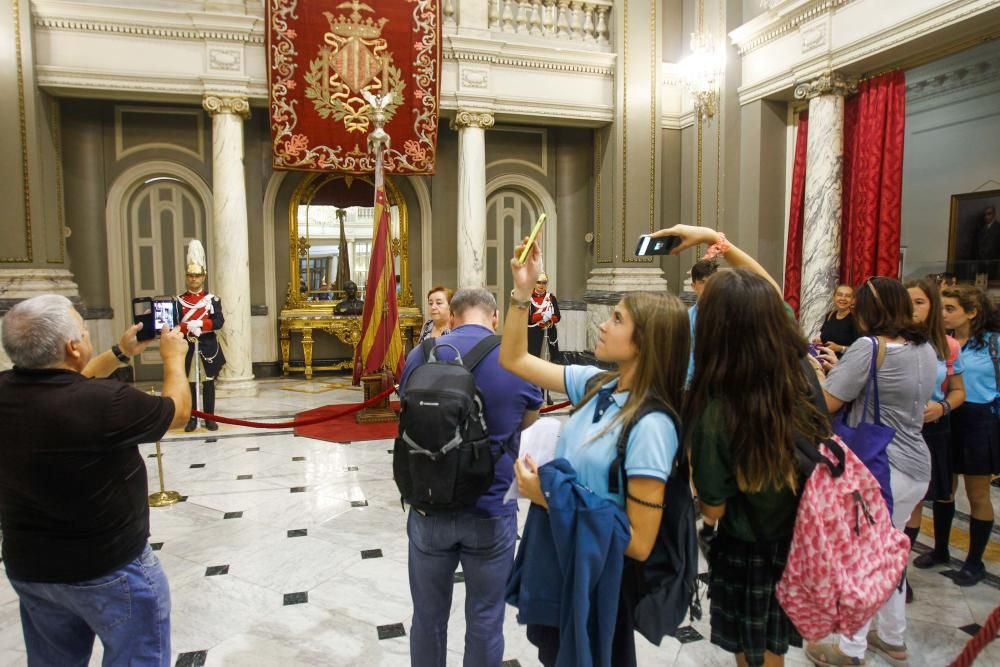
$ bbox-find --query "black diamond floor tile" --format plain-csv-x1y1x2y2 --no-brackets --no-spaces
147,453,158,458
205,565,229,577
246,447,260,452
351,500,369,508
204,438,217,443
387,449,393,454
501,661,522,667
377,623,406,640
287,529,308,538
361,549,383,559
292,456,306,461
189,463,205,469
453,571,465,584
236,474,253,480
960,623,982,636
223,511,243,519
175,650,207,667
150,542,163,551
283,592,308,606
178,496,188,502
346,465,359,472
675,626,704,644
290,486,307,493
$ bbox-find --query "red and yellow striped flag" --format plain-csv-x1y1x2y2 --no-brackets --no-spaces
352,169,404,384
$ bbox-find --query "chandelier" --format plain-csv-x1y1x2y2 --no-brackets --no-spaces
680,31,724,120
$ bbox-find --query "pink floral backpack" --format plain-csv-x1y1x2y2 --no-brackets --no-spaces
775,435,910,641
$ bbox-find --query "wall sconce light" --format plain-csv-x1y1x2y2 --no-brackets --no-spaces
680,31,724,120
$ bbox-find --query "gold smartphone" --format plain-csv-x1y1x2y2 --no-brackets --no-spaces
518,214,547,264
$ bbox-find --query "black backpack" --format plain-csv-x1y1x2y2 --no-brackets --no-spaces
604,390,701,644
393,336,502,513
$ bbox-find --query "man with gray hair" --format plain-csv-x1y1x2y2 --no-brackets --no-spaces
399,287,541,667
0,294,190,666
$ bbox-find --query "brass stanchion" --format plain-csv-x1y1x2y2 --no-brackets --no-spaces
148,439,182,507
147,388,181,507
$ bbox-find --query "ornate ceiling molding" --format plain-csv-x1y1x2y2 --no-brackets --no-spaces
907,54,1000,105
730,0,854,56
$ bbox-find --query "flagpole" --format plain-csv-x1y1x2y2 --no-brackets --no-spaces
355,91,401,423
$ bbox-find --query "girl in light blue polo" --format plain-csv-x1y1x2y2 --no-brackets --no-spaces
500,236,689,667
923,284,1000,587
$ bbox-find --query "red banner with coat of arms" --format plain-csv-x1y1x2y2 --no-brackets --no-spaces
267,0,440,174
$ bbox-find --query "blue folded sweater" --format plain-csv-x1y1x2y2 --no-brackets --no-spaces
506,458,631,667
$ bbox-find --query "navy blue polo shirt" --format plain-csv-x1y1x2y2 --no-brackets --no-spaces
399,324,543,517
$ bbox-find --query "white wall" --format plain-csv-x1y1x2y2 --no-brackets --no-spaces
900,41,1000,279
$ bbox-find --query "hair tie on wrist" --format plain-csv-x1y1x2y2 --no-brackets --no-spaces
702,232,731,260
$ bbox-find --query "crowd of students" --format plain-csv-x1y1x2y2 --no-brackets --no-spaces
418,224,997,667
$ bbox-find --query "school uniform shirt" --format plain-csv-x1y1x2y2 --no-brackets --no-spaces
957,333,1000,405
558,365,679,506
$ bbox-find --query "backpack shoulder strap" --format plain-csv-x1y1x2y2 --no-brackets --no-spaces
988,332,1000,393
461,335,501,372
420,337,437,364
607,398,683,497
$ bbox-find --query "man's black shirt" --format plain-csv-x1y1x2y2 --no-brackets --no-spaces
0,368,174,582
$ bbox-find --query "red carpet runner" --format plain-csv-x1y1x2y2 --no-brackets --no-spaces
294,402,401,443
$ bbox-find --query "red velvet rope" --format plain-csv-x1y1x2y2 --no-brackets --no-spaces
189,391,570,430
189,384,397,429
948,603,1000,667
541,400,570,413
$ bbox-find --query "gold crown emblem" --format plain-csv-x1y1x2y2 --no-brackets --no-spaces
323,10,387,41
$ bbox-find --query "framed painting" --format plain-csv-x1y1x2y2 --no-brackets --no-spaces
948,189,1000,283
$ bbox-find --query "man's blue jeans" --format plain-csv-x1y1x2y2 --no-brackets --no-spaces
407,509,517,667
8,544,171,667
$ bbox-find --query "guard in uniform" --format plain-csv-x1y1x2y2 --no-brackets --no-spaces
527,272,560,360
178,240,225,431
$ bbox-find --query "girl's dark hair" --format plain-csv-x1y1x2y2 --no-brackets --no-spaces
684,269,830,493
941,284,1000,349
853,277,928,345
904,278,948,360
691,259,718,283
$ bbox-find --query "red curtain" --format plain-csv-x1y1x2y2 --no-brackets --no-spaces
840,71,906,285
783,112,809,315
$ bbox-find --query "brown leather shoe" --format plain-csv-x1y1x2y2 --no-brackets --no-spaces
805,643,865,666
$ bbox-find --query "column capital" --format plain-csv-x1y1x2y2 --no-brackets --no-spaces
452,110,495,130
202,95,251,119
793,72,857,100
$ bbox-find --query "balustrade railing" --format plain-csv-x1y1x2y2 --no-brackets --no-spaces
443,0,612,48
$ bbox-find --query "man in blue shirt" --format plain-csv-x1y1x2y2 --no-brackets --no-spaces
400,287,542,667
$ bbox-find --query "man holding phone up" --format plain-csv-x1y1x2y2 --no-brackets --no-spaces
178,240,225,431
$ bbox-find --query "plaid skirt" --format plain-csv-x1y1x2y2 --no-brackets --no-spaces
708,529,800,667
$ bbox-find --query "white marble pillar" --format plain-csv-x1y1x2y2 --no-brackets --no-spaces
794,73,855,339
203,95,256,396
454,110,494,288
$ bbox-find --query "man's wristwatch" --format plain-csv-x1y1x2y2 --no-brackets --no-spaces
110,344,131,365
509,289,531,309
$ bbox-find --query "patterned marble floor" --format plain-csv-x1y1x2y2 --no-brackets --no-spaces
0,376,997,667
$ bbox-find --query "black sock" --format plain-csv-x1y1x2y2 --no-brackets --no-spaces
932,501,955,557
903,525,919,550
966,518,994,570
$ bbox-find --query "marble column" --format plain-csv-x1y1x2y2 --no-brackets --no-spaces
794,72,855,339
203,95,256,396
454,110,494,288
